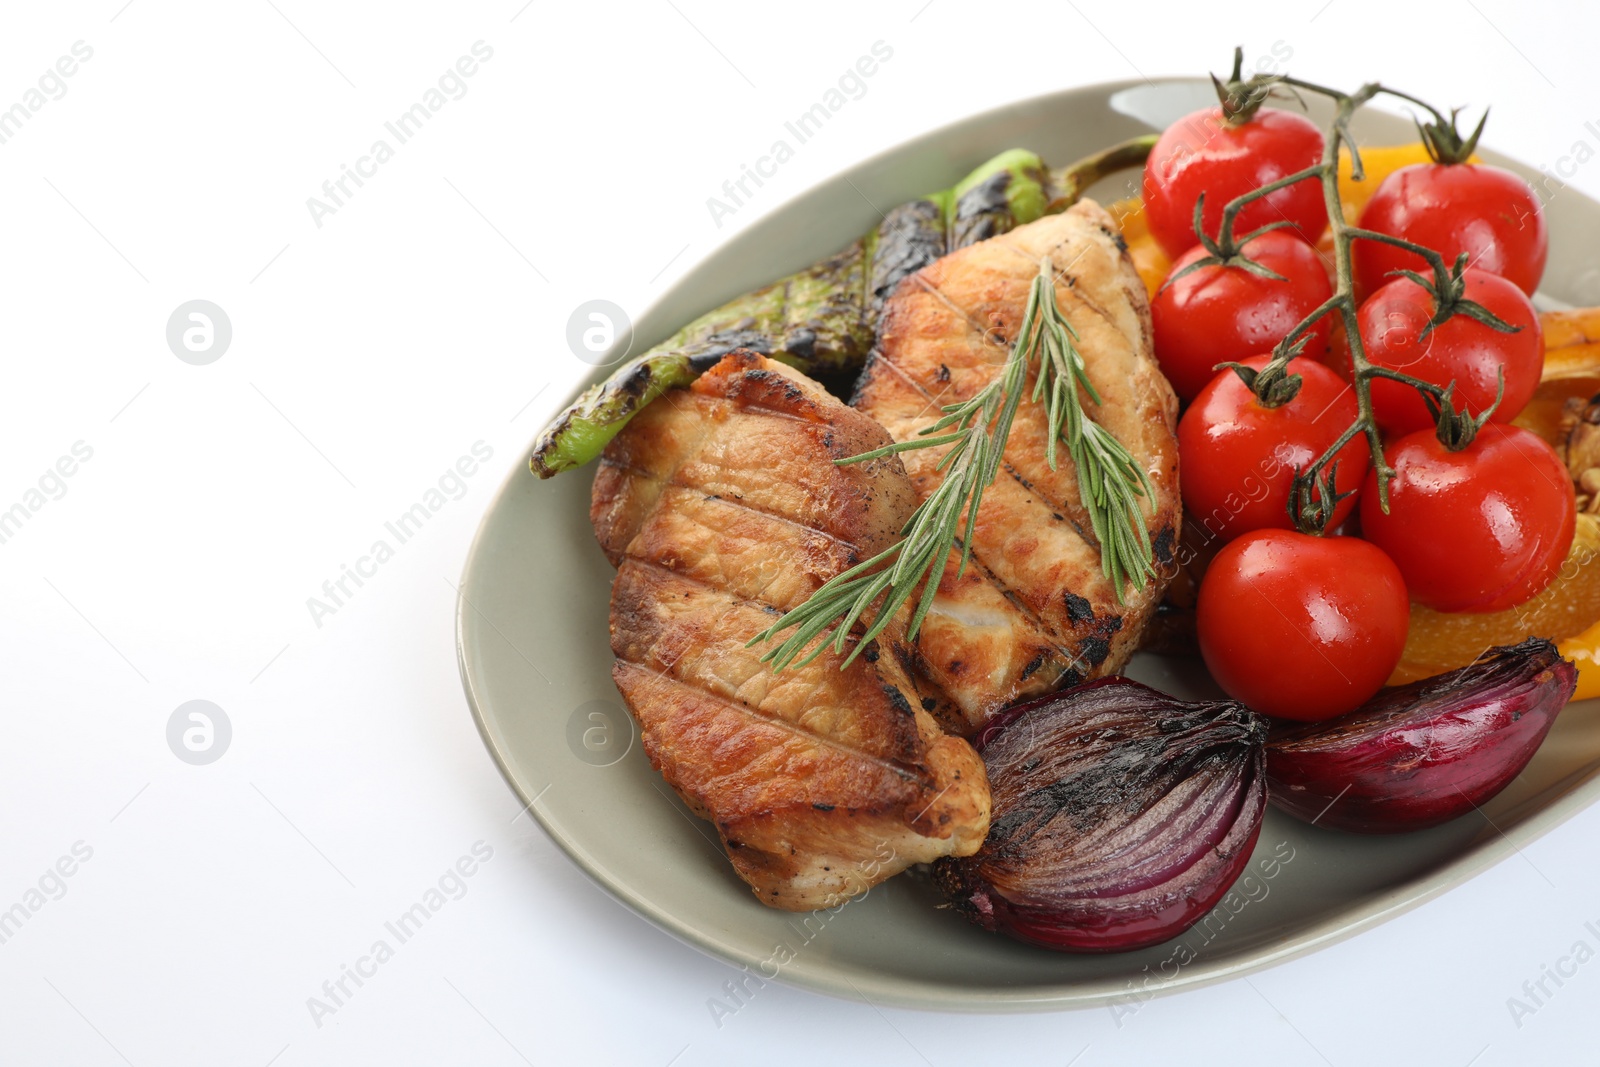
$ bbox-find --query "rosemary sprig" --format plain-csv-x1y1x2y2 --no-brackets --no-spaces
1025,262,1157,597
748,257,1155,673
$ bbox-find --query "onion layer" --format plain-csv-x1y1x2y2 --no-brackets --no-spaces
1266,638,1576,833
933,677,1267,953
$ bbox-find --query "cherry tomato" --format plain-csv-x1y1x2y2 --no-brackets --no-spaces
1143,106,1327,259
1353,268,1542,436
1179,355,1367,542
1152,230,1334,402
1353,162,1548,297
1360,424,1576,613
1198,530,1409,721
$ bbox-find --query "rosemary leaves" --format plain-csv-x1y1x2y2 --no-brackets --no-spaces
750,257,1155,673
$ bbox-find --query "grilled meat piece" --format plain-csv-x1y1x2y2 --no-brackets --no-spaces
592,350,990,911
852,201,1181,733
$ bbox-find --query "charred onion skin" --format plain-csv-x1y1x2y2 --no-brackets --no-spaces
1266,639,1576,834
933,678,1268,953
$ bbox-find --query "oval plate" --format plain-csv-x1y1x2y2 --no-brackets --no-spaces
457,77,1600,1011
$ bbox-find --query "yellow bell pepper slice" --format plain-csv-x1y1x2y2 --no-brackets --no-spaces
1559,621,1600,702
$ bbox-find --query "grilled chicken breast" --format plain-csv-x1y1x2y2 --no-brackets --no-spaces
852,200,1181,733
592,350,990,911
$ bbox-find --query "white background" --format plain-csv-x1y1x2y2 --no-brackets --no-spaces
2,1,1599,1064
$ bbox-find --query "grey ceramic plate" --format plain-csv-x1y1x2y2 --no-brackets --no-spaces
457,77,1600,1011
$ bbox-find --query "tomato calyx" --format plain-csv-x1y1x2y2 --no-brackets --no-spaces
1415,106,1488,166
1218,358,1302,408
1217,336,1311,409
1210,46,1299,125
1164,210,1300,288
1385,251,1523,342
1164,173,1329,288
1287,460,1354,536
1424,372,1505,452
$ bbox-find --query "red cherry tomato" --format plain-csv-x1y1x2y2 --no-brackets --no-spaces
1143,106,1327,259
1354,268,1542,436
1353,163,1548,297
1359,424,1576,613
1197,530,1409,721
1179,355,1368,542
1152,230,1334,402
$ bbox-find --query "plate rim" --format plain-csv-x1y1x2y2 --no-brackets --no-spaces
457,74,1600,1012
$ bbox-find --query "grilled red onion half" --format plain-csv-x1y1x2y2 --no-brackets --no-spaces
1267,639,1576,834
933,678,1268,953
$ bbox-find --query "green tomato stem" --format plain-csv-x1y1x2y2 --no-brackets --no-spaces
1222,75,1498,529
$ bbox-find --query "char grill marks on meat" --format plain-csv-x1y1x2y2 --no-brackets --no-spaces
591,350,989,911
850,201,1181,733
